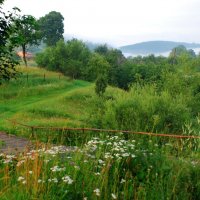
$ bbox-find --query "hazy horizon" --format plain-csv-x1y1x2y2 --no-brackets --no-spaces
2,0,200,46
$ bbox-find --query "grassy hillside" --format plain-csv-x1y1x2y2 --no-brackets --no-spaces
0,66,93,133
0,65,199,200
0,65,124,140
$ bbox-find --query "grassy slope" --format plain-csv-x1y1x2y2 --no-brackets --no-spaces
0,66,93,133
0,67,199,200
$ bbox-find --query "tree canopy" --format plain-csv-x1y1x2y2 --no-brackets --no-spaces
11,14,40,66
0,1,19,83
36,39,91,79
38,11,64,46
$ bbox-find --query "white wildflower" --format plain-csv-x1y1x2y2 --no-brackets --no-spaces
122,153,129,157
17,160,25,167
38,179,42,183
98,159,104,164
18,176,24,181
111,193,117,199
52,178,58,183
62,176,73,184
6,155,15,159
120,179,126,183
51,166,59,172
93,188,100,196
50,165,66,172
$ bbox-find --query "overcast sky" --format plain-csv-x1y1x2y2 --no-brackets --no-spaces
2,0,200,46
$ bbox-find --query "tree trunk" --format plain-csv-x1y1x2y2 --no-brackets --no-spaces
22,44,27,67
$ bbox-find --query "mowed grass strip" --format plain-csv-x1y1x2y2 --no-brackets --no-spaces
0,66,92,133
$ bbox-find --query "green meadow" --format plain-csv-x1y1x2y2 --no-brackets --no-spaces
1,0,200,198
0,65,199,199
0,66,92,132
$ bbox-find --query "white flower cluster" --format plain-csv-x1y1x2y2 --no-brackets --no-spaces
17,176,26,184
1,154,16,164
50,165,66,172
62,175,73,184
48,177,58,183
93,188,100,196
85,136,138,162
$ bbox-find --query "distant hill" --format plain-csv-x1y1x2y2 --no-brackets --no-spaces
120,41,200,54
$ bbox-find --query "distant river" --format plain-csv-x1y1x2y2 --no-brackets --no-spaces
123,48,200,58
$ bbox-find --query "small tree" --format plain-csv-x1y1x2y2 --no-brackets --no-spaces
95,75,108,96
12,15,40,67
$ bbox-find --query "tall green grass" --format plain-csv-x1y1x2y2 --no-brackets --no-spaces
0,133,199,200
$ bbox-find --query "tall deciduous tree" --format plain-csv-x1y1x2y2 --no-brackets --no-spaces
38,11,64,46
12,15,40,67
94,45,125,87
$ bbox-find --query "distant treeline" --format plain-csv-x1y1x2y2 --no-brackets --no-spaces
36,40,200,90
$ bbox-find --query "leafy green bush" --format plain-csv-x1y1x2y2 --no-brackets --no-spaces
88,85,191,134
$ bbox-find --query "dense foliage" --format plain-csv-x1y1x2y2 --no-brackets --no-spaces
0,1,19,83
12,14,40,66
38,11,64,46
0,0,41,82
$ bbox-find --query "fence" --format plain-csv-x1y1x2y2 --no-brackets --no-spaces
24,73,63,82
8,120,200,139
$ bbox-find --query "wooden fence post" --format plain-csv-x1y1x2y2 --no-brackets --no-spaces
31,127,34,138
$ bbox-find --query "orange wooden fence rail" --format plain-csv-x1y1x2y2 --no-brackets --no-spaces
8,120,200,139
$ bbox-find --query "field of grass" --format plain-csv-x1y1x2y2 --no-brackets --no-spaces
0,66,199,199
0,66,93,134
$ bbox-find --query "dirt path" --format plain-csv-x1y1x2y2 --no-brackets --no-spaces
0,132,32,154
